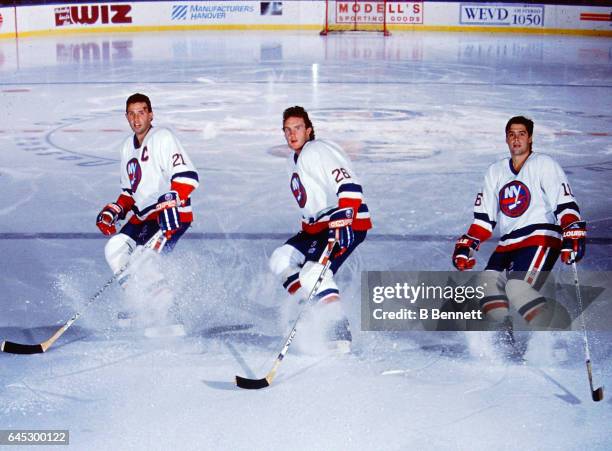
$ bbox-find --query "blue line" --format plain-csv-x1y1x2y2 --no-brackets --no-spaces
0,232,610,244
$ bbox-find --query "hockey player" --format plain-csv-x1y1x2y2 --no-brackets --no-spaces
96,93,199,318
452,116,586,354
269,106,372,351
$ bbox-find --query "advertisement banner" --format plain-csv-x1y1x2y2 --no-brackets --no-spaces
169,3,257,23
460,3,545,27
334,1,423,25
54,4,133,28
4,1,610,37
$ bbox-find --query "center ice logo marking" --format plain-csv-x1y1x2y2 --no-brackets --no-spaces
126,157,142,192
290,173,307,208
499,180,530,217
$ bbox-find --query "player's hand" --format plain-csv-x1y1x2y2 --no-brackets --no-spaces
156,191,181,238
452,234,480,271
328,207,354,253
561,221,586,264
96,203,123,236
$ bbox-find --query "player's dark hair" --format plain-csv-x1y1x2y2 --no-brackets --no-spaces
283,106,315,141
506,116,533,136
126,93,152,112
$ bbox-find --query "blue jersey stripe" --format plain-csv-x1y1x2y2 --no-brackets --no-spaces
554,201,580,218
172,170,199,182
474,212,496,228
500,223,561,241
337,183,363,194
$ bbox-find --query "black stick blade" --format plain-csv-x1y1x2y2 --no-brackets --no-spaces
1,340,45,355
235,375,270,390
592,387,604,402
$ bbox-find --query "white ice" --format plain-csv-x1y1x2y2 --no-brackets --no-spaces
1,31,611,450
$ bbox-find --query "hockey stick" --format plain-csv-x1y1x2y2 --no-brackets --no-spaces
1,230,167,355
571,255,604,402
235,239,336,390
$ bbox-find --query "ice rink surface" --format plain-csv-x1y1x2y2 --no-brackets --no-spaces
1,31,611,449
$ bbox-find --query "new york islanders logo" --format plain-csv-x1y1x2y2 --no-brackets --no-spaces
499,180,531,217
126,157,142,192
290,173,307,208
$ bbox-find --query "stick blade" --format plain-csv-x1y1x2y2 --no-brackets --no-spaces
235,375,270,390
592,386,604,402
1,340,45,355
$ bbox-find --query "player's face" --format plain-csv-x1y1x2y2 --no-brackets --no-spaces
283,116,312,153
506,124,532,157
126,102,153,138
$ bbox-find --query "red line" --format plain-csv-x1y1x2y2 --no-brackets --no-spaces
5,128,610,136
532,247,546,271
580,14,611,21
554,131,611,136
2,89,30,93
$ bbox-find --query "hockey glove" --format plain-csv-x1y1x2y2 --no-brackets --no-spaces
560,220,586,264
156,191,181,237
452,234,480,271
328,207,354,252
96,203,124,236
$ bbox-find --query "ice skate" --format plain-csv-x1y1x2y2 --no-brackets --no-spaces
327,316,352,354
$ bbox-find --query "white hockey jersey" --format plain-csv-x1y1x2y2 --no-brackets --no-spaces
117,126,199,223
287,139,372,234
468,152,581,252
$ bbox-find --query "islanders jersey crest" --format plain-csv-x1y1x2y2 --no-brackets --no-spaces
126,157,142,192
290,173,307,208
499,180,530,217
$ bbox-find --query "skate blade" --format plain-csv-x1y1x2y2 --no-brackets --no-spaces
144,324,186,338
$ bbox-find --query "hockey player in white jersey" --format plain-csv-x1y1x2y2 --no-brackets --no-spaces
269,106,372,351
453,116,586,355
96,93,199,328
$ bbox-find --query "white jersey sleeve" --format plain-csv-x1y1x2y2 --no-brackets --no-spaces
539,156,581,228
470,165,499,239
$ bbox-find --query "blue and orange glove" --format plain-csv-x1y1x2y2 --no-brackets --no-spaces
452,234,480,271
156,191,181,238
328,207,354,253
